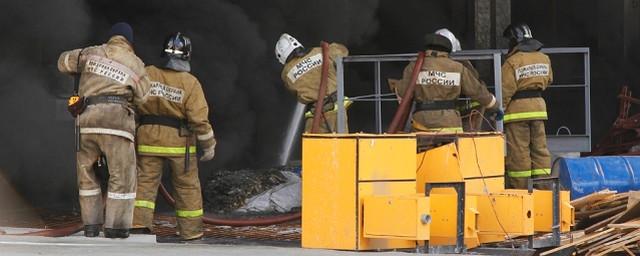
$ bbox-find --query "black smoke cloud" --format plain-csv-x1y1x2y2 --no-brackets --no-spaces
0,0,382,209
1,0,623,210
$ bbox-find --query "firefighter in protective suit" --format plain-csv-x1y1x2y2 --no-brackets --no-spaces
501,23,553,189
57,22,151,238
392,33,502,132
276,33,350,133
433,28,493,130
132,33,216,240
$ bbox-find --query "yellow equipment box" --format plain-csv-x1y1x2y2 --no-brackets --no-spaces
363,194,430,241
301,133,421,250
475,192,535,243
428,193,481,249
301,132,574,251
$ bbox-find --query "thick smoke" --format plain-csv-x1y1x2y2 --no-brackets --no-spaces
0,0,90,208
0,0,381,209
1,0,632,210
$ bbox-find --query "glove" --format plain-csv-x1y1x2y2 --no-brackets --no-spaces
200,146,215,161
487,108,504,121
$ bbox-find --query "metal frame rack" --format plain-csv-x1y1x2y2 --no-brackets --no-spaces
335,48,591,153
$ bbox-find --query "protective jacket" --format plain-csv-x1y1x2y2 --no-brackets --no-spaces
501,43,553,123
57,36,151,141
395,50,496,132
136,65,216,157
281,43,348,104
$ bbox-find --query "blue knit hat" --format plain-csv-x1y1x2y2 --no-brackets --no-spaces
109,22,134,44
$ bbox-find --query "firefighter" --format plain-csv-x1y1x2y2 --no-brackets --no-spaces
275,33,350,133
57,22,151,238
132,32,216,241
434,28,491,130
392,33,502,132
501,23,553,189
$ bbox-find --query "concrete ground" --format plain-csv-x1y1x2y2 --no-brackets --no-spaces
0,229,425,256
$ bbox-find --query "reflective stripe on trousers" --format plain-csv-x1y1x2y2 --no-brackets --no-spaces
507,168,551,177
135,200,156,210
412,121,463,133
503,111,548,122
138,145,196,154
176,209,203,218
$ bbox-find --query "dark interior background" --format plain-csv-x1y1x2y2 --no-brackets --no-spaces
1,0,638,210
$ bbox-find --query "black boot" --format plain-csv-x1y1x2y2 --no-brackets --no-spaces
84,224,101,237
104,228,130,238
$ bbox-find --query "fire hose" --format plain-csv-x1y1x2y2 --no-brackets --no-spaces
387,51,426,133
12,183,301,237
310,41,331,133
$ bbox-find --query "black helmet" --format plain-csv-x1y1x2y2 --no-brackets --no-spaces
162,32,192,61
424,34,453,53
503,23,534,44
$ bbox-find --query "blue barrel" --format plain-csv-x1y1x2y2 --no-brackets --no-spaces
557,156,640,199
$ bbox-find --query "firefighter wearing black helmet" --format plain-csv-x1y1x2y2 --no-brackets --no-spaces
132,32,216,240
391,33,500,132
501,23,553,189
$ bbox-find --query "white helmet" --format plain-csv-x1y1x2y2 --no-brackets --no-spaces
275,33,304,65
435,28,462,52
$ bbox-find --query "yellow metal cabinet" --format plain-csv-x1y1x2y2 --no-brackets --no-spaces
529,190,574,233
476,192,535,243
428,194,481,249
363,195,429,241
301,134,419,251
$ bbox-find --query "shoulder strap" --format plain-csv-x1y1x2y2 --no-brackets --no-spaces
73,48,87,94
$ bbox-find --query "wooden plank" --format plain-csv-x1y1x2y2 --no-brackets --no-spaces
627,190,640,208
571,189,617,209
607,219,640,229
612,201,640,224
590,234,640,256
586,212,624,234
589,204,627,219
586,229,640,255
539,229,615,256
622,245,635,256
577,230,624,254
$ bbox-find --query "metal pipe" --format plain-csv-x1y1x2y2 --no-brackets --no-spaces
387,51,425,133
310,42,331,133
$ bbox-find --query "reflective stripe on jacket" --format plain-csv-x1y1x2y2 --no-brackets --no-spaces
501,50,553,123
136,66,216,157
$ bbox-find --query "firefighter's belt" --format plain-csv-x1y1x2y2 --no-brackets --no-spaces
139,115,187,130
414,100,457,112
85,95,129,106
512,89,542,100
307,92,338,113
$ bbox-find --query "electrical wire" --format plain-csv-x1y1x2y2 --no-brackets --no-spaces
468,109,517,249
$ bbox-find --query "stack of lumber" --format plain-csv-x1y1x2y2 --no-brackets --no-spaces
541,190,640,256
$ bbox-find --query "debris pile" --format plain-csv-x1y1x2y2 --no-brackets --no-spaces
542,189,640,255
203,167,300,214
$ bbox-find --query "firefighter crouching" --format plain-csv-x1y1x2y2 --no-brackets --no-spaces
275,33,351,133
391,33,503,132
58,22,151,238
501,23,553,189
132,32,216,241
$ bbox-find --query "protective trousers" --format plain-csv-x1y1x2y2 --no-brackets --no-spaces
505,120,551,189
304,111,348,133
133,155,203,240
76,134,136,229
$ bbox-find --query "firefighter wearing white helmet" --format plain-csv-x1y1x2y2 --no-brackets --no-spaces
275,33,350,133
435,28,462,52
